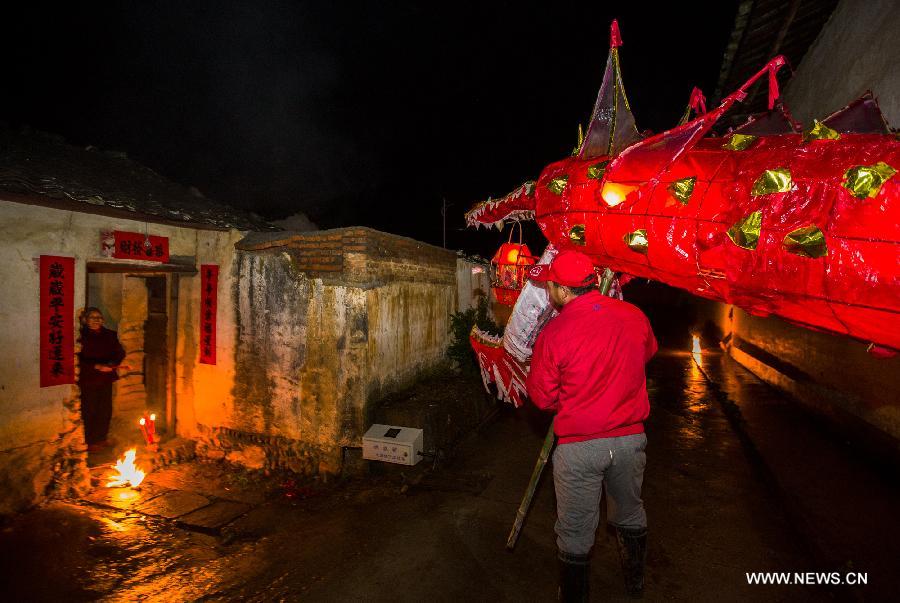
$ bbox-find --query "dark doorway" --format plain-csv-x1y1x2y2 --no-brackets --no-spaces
84,263,189,467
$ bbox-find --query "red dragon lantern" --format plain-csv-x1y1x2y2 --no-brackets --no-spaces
490,224,536,306
467,20,898,359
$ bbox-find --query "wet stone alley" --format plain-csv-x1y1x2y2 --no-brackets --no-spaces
2,349,898,602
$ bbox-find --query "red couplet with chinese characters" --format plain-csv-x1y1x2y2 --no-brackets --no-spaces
200,265,218,364
40,255,75,387
112,231,169,263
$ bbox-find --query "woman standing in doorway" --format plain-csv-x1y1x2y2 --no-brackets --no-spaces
78,307,126,451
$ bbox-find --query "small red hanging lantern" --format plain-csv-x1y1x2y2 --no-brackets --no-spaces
491,224,535,306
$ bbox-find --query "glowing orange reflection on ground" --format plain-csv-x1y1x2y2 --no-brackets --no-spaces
691,334,703,367
117,490,139,501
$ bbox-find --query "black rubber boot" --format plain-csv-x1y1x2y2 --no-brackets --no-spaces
557,550,590,602
614,526,647,599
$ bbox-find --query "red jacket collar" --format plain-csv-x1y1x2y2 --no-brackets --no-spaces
560,289,604,314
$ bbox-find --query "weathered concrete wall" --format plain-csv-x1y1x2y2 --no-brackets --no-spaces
0,198,241,514
456,257,491,313
87,273,124,331
232,251,310,439
728,308,900,445
366,282,456,401
205,228,458,475
192,250,367,474
172,228,246,442
690,295,900,448
783,0,900,125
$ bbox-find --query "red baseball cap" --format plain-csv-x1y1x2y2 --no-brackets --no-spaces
528,250,597,287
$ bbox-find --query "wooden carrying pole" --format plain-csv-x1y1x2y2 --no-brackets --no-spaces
506,268,615,550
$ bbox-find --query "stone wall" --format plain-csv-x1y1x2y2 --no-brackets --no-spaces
247,226,458,287
196,228,458,475
111,277,149,436
0,198,242,514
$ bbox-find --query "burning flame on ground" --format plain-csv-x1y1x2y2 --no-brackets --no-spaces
106,449,146,488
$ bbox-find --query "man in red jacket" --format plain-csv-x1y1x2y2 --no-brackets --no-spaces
526,250,657,601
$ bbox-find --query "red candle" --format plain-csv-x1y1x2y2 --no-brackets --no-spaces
147,413,157,443
138,413,159,449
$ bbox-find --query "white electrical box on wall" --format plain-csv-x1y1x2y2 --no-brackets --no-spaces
362,424,423,466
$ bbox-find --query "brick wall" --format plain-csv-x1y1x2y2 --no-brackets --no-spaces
236,227,457,287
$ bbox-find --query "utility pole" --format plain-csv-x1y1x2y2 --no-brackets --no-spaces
441,197,451,249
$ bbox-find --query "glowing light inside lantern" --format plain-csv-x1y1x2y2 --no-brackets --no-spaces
106,449,146,488
600,182,638,207
491,242,535,306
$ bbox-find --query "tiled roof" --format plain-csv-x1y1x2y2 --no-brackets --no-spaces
714,0,839,128
0,126,278,231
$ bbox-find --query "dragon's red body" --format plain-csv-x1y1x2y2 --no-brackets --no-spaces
467,22,899,353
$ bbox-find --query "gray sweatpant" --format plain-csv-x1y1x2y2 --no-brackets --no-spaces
552,433,648,556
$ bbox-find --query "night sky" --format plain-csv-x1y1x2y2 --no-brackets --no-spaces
3,2,738,252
